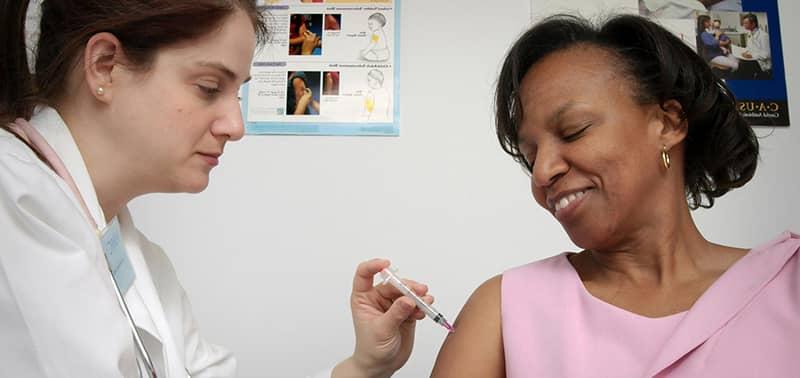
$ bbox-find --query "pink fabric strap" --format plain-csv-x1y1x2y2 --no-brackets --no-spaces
7,118,99,230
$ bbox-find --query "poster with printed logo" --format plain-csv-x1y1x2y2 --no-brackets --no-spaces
531,0,789,126
243,0,400,136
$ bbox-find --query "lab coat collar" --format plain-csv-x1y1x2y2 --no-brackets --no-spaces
645,231,800,376
29,106,107,228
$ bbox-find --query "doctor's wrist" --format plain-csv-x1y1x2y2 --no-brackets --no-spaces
332,356,392,378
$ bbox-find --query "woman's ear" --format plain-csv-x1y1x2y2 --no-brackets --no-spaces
83,32,125,103
658,99,688,150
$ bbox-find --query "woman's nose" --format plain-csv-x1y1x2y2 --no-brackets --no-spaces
531,144,567,188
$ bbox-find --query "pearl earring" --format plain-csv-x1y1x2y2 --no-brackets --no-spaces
96,87,105,96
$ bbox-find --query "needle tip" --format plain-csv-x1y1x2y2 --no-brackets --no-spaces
443,321,455,333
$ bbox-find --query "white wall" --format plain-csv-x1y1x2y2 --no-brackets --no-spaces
129,0,800,376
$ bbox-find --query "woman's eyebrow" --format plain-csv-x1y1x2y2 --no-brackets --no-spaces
546,100,578,126
195,61,251,84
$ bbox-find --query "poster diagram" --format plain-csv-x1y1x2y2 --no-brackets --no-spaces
244,0,400,136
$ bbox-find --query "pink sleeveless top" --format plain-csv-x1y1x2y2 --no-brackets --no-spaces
501,233,800,377
501,253,687,377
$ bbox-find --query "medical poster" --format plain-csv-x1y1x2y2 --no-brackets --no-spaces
531,0,789,126
244,0,400,136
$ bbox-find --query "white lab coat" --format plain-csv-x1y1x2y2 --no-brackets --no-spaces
0,107,235,377
747,27,772,72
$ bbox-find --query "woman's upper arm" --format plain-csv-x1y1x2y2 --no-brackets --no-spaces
431,274,505,378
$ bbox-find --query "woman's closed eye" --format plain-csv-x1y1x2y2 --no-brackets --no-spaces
196,83,222,99
562,123,592,141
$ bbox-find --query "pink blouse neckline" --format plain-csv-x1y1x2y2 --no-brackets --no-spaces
561,252,689,321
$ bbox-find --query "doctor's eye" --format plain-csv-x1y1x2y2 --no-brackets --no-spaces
196,84,221,99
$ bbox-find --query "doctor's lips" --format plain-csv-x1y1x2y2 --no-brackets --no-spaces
198,151,222,166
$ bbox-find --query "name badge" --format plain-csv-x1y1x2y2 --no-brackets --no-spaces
100,217,136,294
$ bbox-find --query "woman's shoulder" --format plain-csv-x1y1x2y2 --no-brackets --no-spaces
746,231,800,270
431,274,504,377
503,252,574,283
457,253,576,310
758,231,800,251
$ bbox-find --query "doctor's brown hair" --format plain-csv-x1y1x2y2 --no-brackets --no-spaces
494,14,759,209
0,0,268,126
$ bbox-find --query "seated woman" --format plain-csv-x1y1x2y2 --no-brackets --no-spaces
696,14,738,73
432,14,798,377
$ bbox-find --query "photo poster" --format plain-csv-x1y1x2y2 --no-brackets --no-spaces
530,0,789,126
243,0,400,136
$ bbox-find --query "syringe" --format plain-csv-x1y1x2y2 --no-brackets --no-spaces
377,267,454,333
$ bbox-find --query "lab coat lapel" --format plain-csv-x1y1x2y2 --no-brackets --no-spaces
645,232,799,377
119,208,187,378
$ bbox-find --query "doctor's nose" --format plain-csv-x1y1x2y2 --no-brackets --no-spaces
212,97,245,142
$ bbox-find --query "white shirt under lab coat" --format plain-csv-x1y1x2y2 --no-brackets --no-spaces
0,107,235,377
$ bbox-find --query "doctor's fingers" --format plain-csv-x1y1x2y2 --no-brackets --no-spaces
411,295,435,320
381,294,434,323
367,280,429,313
373,278,429,301
353,258,391,293
381,294,435,328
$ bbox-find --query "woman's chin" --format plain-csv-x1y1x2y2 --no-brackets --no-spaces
564,226,608,251
171,174,210,194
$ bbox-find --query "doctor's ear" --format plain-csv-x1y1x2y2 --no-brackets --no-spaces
83,32,126,103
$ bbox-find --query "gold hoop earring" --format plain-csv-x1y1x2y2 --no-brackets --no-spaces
661,145,671,170
96,87,105,96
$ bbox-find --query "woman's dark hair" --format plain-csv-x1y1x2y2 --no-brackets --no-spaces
1,0,269,126
495,14,758,209
697,14,711,34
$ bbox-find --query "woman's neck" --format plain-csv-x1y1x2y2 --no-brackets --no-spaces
578,179,730,290
56,102,143,224
587,214,712,287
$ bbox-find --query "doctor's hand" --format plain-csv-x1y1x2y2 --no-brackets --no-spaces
332,258,433,378
301,30,320,55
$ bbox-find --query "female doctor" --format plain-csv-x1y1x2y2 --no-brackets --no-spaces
0,1,432,377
